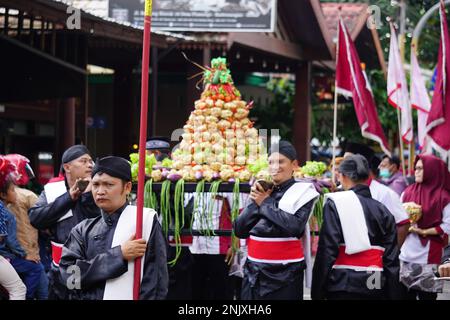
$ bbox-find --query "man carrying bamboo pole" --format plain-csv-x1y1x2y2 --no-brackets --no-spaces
58,156,168,300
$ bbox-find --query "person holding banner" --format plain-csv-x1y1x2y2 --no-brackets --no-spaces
58,156,168,300
28,145,100,299
312,155,402,300
234,141,319,300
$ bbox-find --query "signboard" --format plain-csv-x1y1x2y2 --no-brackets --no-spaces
109,0,277,32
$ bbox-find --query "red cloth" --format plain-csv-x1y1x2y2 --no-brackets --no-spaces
403,155,450,249
426,1,450,154
334,245,384,269
218,198,232,255
247,236,304,262
4,154,31,186
335,18,391,157
0,156,17,189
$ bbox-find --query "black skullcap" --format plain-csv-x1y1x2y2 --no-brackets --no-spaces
62,145,90,164
146,136,170,150
338,154,369,182
269,140,297,161
92,156,131,182
344,142,374,162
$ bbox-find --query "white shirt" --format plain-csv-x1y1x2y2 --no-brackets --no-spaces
370,180,409,225
400,203,450,264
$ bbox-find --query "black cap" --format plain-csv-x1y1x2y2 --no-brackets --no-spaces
269,140,297,161
61,145,91,173
92,156,131,182
146,136,170,150
62,145,90,164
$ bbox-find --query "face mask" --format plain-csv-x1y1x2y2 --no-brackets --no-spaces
379,168,391,179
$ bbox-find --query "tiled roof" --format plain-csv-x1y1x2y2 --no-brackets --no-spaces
321,2,368,39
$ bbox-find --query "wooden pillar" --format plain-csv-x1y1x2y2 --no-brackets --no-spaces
293,62,312,165
113,66,134,158
55,98,76,175
62,98,76,149
203,43,211,67
80,35,88,145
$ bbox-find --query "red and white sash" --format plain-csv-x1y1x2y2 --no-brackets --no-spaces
325,191,371,254
103,205,156,300
325,191,385,272
333,244,384,272
279,182,319,287
247,235,304,264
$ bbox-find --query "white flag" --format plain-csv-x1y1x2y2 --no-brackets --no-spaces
410,49,431,149
387,24,413,143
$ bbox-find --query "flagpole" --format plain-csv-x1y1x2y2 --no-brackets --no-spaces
411,37,429,154
398,0,415,176
332,14,342,185
389,22,407,178
396,105,407,177
134,0,153,300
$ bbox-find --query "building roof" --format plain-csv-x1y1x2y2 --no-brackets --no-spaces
52,0,194,42
320,2,386,72
321,2,369,41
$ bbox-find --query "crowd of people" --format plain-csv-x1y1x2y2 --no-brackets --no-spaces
0,139,450,300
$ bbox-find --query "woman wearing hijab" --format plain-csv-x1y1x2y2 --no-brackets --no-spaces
399,154,450,300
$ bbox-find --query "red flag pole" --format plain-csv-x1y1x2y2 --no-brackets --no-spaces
134,0,153,300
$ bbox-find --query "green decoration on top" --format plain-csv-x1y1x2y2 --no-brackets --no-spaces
204,57,233,85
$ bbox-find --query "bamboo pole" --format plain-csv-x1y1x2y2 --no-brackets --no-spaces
134,0,153,300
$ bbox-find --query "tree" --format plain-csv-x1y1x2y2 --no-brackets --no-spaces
249,77,295,141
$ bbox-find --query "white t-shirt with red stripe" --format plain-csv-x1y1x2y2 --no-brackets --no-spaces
399,197,450,264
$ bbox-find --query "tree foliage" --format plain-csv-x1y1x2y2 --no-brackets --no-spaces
252,1,442,148
249,78,295,141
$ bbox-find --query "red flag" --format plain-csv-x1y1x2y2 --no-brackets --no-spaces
426,0,450,159
335,18,391,156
